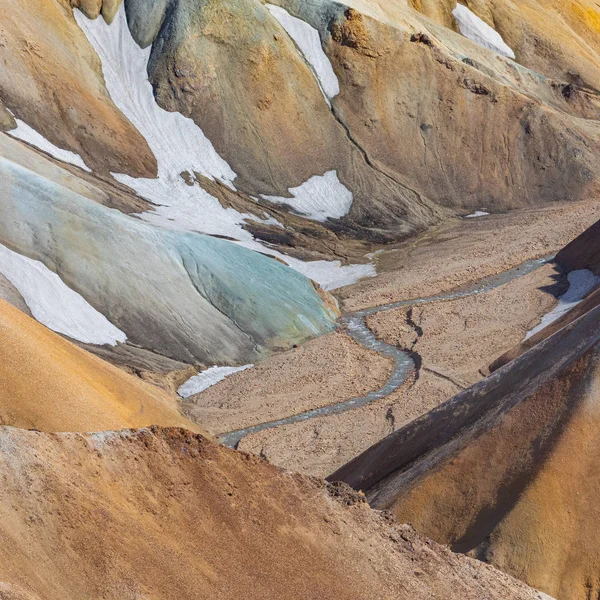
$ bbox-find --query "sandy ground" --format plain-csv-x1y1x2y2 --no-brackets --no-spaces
182,332,392,434
239,264,566,476
237,370,454,476
340,200,600,311
367,263,564,389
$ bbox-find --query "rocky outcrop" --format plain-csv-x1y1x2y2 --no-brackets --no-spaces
71,0,102,19
0,104,15,132
330,284,600,599
70,0,123,22
556,217,600,275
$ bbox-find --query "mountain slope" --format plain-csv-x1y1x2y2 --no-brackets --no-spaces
0,133,339,366
0,425,551,600
0,298,202,433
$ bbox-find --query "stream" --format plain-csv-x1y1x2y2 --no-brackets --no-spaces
218,256,553,448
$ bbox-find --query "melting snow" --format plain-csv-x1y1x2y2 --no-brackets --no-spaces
0,243,126,345
178,365,254,398
452,4,515,59
266,4,340,104
262,170,353,222
8,117,91,172
465,210,490,218
75,6,371,290
284,257,375,290
74,8,246,240
525,269,600,339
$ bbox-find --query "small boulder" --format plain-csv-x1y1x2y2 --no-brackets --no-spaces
101,0,123,24
71,0,102,20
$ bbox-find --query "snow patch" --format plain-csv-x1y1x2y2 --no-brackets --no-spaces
525,269,600,339
284,257,376,290
178,365,254,398
452,4,515,59
0,243,126,345
8,118,91,172
76,6,371,290
262,170,353,222
74,8,247,240
266,4,340,103
465,210,489,218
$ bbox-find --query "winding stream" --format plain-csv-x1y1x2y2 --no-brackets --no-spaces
218,256,553,448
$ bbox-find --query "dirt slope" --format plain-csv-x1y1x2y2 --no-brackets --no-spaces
0,425,549,600
0,299,202,433
0,0,155,177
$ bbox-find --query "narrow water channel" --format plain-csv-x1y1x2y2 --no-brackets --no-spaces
218,256,553,448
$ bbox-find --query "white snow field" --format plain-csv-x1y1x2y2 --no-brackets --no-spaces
266,4,340,103
76,7,373,290
525,269,600,340
262,170,353,222
465,210,490,218
0,243,126,345
452,4,515,59
178,365,255,398
8,118,91,172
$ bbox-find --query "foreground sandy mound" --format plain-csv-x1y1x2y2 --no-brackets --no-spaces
0,425,546,600
0,299,201,432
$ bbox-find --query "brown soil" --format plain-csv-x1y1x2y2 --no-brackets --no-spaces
183,332,392,434
0,425,548,600
367,263,564,387
222,204,600,477
0,299,202,433
238,370,455,477
339,200,600,312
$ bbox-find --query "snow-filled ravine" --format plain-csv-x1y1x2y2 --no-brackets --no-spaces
178,365,255,399
75,7,374,291
452,4,515,59
0,243,126,345
266,4,339,104
7,116,91,172
525,269,600,340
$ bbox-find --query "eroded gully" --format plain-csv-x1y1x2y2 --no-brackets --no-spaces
218,256,553,448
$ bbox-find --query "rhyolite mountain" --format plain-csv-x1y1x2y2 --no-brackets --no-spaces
3,0,600,373
0,271,551,600
2,1,600,598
